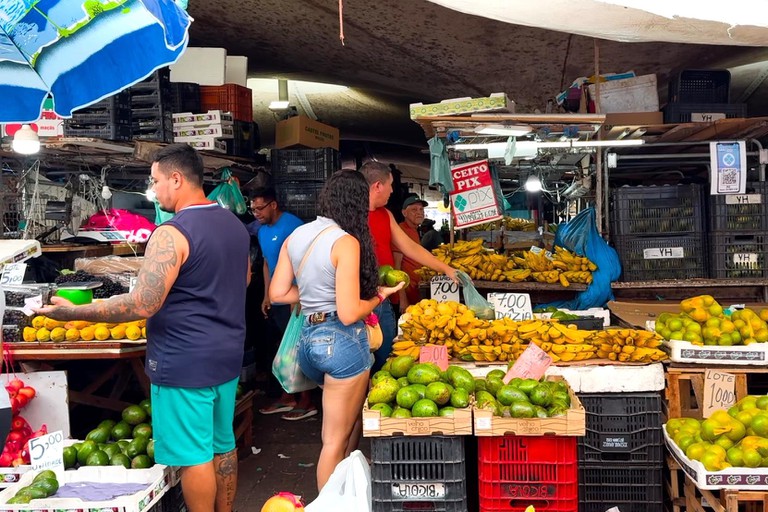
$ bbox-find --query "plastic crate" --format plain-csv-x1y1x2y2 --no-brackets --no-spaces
709,231,768,279
276,182,324,222
63,122,132,141
200,84,253,122
577,392,663,465
578,464,663,512
371,436,467,512
669,69,731,104
709,181,768,232
129,68,171,91
610,184,704,236
271,148,339,182
168,82,201,114
226,120,258,159
664,102,747,123
66,92,132,128
613,234,707,281
478,436,577,512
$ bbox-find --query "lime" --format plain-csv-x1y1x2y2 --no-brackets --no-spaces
110,453,131,469
111,421,133,441
133,423,152,439
86,450,110,466
77,440,97,466
131,454,152,469
86,427,110,444
63,446,77,469
125,437,148,458
122,405,147,426
102,443,121,458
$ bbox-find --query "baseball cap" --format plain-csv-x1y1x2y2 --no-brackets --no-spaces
402,196,428,209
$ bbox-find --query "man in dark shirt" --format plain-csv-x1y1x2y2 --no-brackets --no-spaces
36,144,250,512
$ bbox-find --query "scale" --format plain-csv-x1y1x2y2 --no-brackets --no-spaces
54,281,103,305
59,228,128,244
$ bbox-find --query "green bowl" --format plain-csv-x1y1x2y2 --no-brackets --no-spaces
55,289,93,305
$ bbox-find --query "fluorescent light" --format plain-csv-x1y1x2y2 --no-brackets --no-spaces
12,124,40,155
525,175,542,192
571,139,645,147
450,138,644,153
475,124,532,136
269,100,290,110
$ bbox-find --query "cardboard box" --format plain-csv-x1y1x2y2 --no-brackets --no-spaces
603,111,664,127
172,111,233,125
588,74,659,113
362,400,472,437
177,138,227,153
473,377,585,436
173,124,234,139
409,93,514,119
275,116,339,150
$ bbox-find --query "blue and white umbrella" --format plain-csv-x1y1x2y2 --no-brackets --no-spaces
0,0,191,123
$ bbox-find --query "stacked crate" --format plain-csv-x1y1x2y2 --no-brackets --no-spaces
664,69,746,123
576,393,664,512
63,91,132,141
129,68,173,142
611,184,707,281
270,148,340,222
708,182,768,279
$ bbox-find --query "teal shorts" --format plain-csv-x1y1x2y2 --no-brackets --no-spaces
151,377,239,467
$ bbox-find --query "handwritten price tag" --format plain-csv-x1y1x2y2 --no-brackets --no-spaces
0,263,26,286
487,293,533,321
420,344,449,371
430,276,460,303
29,430,64,471
503,344,552,383
703,370,736,418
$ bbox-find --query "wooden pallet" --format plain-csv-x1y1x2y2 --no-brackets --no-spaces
665,364,768,419
667,456,686,512
234,390,254,459
685,477,768,512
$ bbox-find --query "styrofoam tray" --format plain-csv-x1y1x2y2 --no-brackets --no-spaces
0,465,171,512
664,339,768,365
664,425,768,489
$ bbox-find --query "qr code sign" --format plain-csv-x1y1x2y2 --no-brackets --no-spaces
721,170,738,185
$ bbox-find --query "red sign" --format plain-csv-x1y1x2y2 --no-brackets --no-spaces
503,343,552,382
420,344,449,371
449,160,502,229
451,160,493,191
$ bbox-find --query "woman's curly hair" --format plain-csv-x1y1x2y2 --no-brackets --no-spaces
317,170,378,299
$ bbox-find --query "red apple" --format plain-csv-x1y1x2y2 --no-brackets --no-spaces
17,387,35,400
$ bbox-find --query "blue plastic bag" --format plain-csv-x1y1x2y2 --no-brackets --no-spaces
208,168,247,215
543,208,621,310
272,306,317,393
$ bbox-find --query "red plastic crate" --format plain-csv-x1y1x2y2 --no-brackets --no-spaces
199,84,253,122
478,436,577,512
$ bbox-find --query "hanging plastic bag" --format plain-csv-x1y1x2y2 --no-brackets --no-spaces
457,271,496,320
154,202,174,225
272,306,317,394
207,168,247,215
305,450,372,512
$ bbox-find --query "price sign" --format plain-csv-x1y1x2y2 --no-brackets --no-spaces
29,430,64,471
503,344,552,383
703,370,736,418
430,275,459,303
487,293,533,321
420,344,449,371
0,263,26,286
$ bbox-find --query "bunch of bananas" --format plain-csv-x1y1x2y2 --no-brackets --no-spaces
416,239,529,282
553,247,597,272
23,317,146,343
467,216,537,232
593,329,667,362
527,321,597,362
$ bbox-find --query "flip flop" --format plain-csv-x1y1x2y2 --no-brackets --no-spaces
259,402,296,415
281,408,318,421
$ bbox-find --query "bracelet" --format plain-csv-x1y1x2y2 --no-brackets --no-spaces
376,292,386,303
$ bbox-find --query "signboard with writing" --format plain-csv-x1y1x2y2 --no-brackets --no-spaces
503,343,552,383
29,430,64,471
703,370,736,417
710,141,747,195
0,263,26,286
487,292,533,321
643,247,684,259
420,344,449,371
430,275,460,303
449,160,502,229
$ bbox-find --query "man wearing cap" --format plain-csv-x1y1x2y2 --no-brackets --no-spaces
394,195,429,313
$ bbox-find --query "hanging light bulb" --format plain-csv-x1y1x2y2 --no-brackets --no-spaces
12,124,40,155
525,175,542,192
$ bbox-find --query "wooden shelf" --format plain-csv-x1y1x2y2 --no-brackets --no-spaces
612,278,768,289
419,280,586,291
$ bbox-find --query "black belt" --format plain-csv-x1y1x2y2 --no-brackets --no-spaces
307,311,338,325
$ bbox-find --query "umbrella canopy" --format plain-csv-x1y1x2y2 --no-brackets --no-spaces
0,0,191,123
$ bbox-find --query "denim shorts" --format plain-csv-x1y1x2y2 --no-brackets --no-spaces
298,314,372,385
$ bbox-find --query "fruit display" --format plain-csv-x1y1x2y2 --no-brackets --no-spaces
22,316,146,343
667,395,768,471
366,357,475,418
468,217,537,232
377,265,409,287
1,378,46,468
415,241,596,286
55,270,127,298
593,329,667,363
66,400,155,470
654,294,768,346
5,470,60,504
475,371,572,418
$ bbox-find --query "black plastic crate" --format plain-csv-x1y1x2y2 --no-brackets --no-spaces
578,464,663,512
610,184,704,236
664,103,747,123
226,120,258,159
710,231,768,279
271,148,339,182
67,92,132,127
169,82,201,114
566,317,604,331
71,91,131,113
614,234,707,281
709,181,768,232
63,122,132,141
577,392,663,465
371,436,466,512
276,182,324,222
669,69,731,104
129,68,171,92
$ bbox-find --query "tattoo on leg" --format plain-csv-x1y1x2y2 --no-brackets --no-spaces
216,449,237,477
215,449,238,510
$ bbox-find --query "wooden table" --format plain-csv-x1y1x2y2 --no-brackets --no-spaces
612,278,768,302
41,243,145,270
7,341,149,413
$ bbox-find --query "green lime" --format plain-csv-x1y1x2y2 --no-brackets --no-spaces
131,454,152,469
77,440,97,466
133,423,152,439
86,449,110,466
122,405,147,426
102,443,121,458
110,453,131,469
63,446,77,469
125,437,148,458
111,421,133,441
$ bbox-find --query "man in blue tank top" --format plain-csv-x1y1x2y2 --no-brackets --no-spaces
36,144,250,512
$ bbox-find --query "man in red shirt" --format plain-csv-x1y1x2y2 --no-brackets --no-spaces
394,195,428,313
360,162,458,370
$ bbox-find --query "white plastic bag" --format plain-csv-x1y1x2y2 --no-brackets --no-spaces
305,450,372,512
